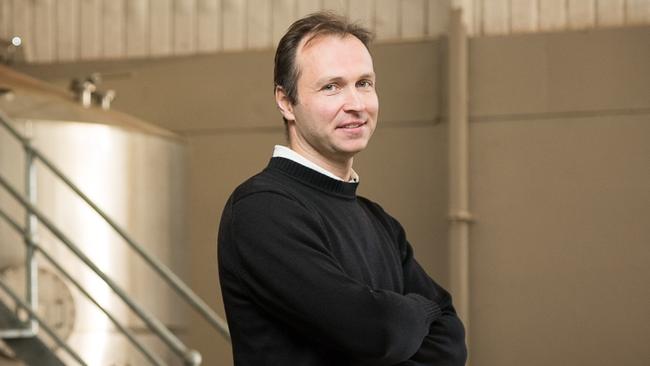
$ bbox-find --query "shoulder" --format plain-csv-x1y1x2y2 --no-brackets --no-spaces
225,168,318,217
231,168,293,201
219,169,322,243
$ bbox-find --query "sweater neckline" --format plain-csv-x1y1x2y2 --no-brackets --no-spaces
267,157,359,198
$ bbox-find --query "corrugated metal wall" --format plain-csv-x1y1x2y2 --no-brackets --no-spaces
1,0,649,64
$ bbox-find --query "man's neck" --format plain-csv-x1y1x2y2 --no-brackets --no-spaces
273,145,359,182
315,157,354,182
283,144,355,182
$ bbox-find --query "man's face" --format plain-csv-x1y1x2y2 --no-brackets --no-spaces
279,34,379,166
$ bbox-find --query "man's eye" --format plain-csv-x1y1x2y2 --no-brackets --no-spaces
357,80,374,88
322,84,338,92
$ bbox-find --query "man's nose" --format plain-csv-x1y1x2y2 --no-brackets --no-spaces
342,88,365,112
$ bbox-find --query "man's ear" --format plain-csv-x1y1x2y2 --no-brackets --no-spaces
275,86,296,122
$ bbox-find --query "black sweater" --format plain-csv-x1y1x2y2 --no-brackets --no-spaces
218,157,467,365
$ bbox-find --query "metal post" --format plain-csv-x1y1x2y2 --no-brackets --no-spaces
24,142,38,333
448,7,471,361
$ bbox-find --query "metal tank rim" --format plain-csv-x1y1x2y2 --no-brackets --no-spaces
0,64,185,143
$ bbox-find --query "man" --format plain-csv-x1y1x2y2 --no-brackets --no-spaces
218,11,467,365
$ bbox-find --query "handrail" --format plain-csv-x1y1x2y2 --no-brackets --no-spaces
0,205,165,366
0,172,201,365
0,278,87,366
0,111,230,341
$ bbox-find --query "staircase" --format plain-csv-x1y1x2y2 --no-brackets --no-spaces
0,109,229,365
0,301,65,366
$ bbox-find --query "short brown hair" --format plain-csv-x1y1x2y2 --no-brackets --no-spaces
274,11,374,107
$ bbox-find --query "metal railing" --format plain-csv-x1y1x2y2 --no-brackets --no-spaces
0,205,165,365
0,110,229,365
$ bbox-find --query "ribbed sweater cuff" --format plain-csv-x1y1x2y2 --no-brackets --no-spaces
409,293,443,324
423,299,443,324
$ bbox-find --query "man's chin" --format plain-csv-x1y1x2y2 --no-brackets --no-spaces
334,143,369,157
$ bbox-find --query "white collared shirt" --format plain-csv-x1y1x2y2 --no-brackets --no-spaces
273,145,359,183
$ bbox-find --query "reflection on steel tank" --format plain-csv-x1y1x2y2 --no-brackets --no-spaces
0,65,188,365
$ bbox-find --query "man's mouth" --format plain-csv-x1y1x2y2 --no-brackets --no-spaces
338,121,366,129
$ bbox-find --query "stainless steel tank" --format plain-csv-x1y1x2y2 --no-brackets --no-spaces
0,65,188,365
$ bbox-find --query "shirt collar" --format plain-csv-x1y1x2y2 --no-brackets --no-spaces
272,145,359,183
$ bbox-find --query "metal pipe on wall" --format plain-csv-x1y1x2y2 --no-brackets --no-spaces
448,7,472,359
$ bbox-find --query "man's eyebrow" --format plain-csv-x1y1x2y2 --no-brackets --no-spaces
315,73,376,85
359,72,376,80
315,76,345,85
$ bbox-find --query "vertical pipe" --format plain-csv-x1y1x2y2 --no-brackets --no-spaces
24,143,39,333
448,6,471,359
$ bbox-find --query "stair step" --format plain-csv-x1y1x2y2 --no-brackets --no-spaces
0,301,66,366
